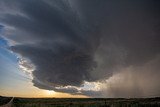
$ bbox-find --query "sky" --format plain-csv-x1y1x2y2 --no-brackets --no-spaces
0,0,160,98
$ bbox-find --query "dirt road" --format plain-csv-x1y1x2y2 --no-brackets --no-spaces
0,97,14,107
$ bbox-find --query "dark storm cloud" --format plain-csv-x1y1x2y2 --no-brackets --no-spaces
0,0,160,97
95,55,160,98
11,44,96,86
0,0,102,88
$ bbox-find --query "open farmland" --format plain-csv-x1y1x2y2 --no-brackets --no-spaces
0,96,160,107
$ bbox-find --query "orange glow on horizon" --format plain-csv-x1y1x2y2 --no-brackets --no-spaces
0,87,87,98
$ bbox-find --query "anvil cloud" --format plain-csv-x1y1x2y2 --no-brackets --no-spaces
0,0,160,97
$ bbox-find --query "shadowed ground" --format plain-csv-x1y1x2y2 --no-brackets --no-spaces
0,97,14,107
0,96,160,107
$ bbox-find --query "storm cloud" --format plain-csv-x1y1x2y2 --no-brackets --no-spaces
0,0,160,97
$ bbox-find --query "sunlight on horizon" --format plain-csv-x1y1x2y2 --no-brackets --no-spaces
45,90,55,96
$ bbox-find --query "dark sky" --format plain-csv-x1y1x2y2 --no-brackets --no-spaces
0,0,160,97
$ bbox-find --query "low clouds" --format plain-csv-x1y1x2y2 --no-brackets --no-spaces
0,0,160,97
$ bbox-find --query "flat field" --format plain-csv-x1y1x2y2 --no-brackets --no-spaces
0,96,160,107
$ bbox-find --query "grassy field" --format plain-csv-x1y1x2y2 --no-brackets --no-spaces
0,96,160,107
